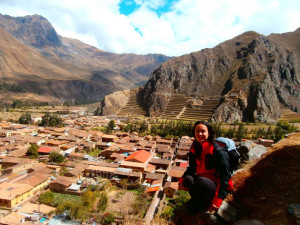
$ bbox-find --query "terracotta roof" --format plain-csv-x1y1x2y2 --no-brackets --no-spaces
147,180,162,193
180,162,188,168
150,158,171,165
38,146,53,154
145,173,165,181
163,181,178,190
0,212,26,224
86,165,116,173
113,170,141,178
170,166,187,171
120,160,147,169
0,182,33,200
16,174,49,187
168,170,185,178
50,176,73,187
125,150,152,163
19,202,55,214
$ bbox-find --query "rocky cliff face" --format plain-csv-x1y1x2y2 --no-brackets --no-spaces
94,90,131,116
142,30,300,122
0,14,61,47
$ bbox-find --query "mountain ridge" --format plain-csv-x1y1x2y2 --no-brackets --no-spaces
0,13,171,104
140,28,300,122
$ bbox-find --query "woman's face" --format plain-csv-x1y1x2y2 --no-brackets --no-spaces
194,124,209,144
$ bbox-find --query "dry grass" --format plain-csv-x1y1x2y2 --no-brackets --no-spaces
228,132,300,225
105,190,137,215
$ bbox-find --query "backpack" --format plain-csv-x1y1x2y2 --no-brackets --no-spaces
215,137,240,174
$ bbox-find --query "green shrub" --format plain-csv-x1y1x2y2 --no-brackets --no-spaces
26,144,39,159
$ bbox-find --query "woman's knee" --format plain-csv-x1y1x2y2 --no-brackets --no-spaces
183,175,194,188
195,176,216,192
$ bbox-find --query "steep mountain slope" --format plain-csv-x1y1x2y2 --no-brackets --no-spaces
142,29,300,122
0,14,170,103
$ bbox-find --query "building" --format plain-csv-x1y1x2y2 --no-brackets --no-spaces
49,176,74,193
0,182,33,208
163,182,178,197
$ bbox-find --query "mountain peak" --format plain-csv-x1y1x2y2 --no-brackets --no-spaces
0,13,61,47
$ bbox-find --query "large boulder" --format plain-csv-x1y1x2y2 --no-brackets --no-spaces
238,140,267,163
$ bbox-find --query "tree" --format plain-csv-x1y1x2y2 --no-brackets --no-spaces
106,120,115,134
12,100,23,108
18,111,32,124
97,191,108,212
119,179,129,190
40,112,63,127
26,144,39,159
139,120,148,133
81,190,94,208
101,213,115,225
174,190,190,208
49,152,65,163
236,124,247,139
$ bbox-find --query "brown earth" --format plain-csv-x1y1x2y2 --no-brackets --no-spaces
106,190,137,215
228,132,300,225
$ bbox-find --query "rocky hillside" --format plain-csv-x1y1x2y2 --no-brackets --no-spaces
142,29,300,122
228,132,300,225
0,14,170,103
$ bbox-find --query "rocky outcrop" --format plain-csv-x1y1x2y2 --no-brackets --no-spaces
238,140,267,163
142,30,300,122
95,90,131,116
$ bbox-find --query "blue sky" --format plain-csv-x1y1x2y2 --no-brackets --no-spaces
0,0,299,56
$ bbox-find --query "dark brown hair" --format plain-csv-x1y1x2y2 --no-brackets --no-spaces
192,121,215,144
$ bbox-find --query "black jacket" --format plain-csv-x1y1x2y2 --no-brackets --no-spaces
182,141,231,200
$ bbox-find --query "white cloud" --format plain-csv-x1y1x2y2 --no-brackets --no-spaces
0,0,299,56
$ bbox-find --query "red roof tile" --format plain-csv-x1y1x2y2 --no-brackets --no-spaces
125,150,152,163
38,147,53,154
179,162,188,168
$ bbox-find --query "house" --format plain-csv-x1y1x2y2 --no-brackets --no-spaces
120,150,153,172
64,167,84,178
0,182,33,208
175,150,189,160
49,176,74,193
1,162,35,176
38,146,53,155
113,168,142,184
168,168,185,182
156,138,172,146
149,158,171,170
1,157,36,169
83,165,116,178
136,140,148,148
19,202,55,215
163,182,178,197
6,148,27,157
102,134,118,143
147,180,163,195
0,212,26,224
16,173,50,194
46,140,68,147
144,173,165,184
124,150,152,163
